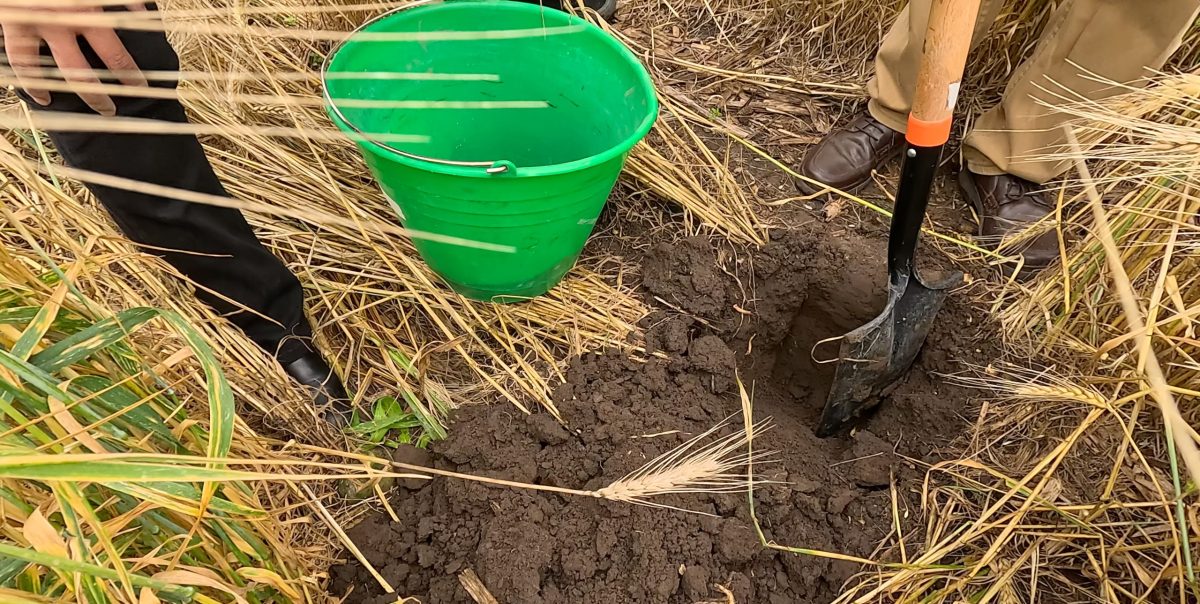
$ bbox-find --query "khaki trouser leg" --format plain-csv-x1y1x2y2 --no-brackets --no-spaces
870,0,1200,184
963,0,1200,182
866,0,1005,133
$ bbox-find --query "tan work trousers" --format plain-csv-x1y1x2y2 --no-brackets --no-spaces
867,0,1200,183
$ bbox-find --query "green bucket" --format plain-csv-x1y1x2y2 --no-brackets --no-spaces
323,0,658,301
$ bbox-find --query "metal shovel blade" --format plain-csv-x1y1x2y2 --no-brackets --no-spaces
815,268,961,437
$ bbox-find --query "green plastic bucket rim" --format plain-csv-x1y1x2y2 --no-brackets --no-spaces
322,0,659,178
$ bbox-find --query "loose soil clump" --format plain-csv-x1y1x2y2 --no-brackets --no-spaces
331,221,999,603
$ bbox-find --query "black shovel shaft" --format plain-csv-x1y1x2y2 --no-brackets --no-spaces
888,144,943,278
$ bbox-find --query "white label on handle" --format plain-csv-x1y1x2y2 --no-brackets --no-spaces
947,82,961,111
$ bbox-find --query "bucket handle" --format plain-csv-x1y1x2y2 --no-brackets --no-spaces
321,1,515,176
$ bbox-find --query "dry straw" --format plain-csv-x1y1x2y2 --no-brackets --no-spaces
0,180,349,602
0,0,785,599
1064,126,1200,489
0,237,768,599
601,0,1200,601
1,109,768,600
8,0,1199,601
835,75,1200,603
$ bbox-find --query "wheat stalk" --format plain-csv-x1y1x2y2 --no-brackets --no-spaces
596,414,775,508
1065,127,1200,488
1,152,515,253
0,76,543,110
0,61,500,82
948,363,1111,409
295,412,774,514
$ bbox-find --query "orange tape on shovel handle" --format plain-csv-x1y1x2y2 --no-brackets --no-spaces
905,115,952,147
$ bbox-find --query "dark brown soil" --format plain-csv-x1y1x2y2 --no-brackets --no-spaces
329,216,1001,604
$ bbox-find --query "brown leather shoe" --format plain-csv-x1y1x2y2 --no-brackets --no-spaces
958,170,1060,277
796,112,904,195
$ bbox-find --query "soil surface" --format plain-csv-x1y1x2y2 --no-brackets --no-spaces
330,214,1002,603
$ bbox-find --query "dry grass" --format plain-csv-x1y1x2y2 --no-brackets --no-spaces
0,0,665,426
826,78,1200,603
612,1,1200,601
0,121,772,600
0,0,782,599
0,0,814,422
0,2,649,598
0,152,350,601
4,0,1199,601
0,134,340,441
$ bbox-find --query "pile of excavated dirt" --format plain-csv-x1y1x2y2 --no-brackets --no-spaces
331,224,998,603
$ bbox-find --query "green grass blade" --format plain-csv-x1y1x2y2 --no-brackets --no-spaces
386,348,419,378
0,307,40,327
0,457,267,483
0,376,54,446
106,481,266,519
399,387,447,441
205,521,259,567
348,413,422,436
30,308,158,373
70,376,181,448
0,240,307,604
0,557,30,586
225,523,272,561
0,350,90,448
384,348,450,438
80,574,112,604
10,295,62,361
0,543,195,602
56,481,137,601
0,350,77,407
108,501,207,568
0,485,34,516
158,312,233,462
0,375,49,412
0,430,37,449
50,487,104,600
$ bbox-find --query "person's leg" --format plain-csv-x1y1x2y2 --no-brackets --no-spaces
963,0,1200,182
798,0,1004,193
867,0,1005,132
19,14,350,423
36,30,311,363
957,0,1200,277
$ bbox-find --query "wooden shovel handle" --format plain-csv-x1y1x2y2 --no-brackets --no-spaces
906,0,982,147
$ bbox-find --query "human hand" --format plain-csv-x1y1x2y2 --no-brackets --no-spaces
2,4,150,116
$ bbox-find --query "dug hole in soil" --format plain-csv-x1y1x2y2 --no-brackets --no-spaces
331,218,999,603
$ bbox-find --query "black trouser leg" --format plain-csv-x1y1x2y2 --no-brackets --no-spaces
15,22,313,364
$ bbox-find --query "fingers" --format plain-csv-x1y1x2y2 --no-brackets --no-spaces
126,3,148,11
83,27,145,88
3,24,51,105
44,31,114,116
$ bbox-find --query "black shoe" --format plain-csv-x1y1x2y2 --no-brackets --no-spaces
584,0,617,20
283,353,353,428
514,0,617,21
